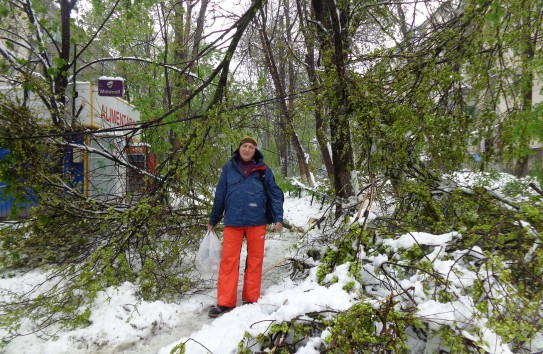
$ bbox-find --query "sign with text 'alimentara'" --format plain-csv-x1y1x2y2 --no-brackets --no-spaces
68,82,141,140
97,77,124,97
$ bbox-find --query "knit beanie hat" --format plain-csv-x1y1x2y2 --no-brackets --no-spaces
239,135,257,146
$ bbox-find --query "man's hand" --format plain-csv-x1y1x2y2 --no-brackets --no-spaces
208,224,215,231
273,222,283,232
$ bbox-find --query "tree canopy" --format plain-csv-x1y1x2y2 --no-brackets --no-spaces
1,0,543,350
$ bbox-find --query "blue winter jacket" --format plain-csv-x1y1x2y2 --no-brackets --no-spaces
209,148,284,227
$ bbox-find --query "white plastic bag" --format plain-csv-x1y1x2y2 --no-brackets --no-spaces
195,231,222,274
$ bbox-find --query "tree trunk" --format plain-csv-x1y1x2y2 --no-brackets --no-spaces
168,0,208,151
295,0,334,182
54,0,77,127
190,0,209,61
515,10,540,177
514,34,534,177
257,7,314,187
311,0,354,207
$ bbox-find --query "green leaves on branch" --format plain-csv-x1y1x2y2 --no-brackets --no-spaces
306,179,543,352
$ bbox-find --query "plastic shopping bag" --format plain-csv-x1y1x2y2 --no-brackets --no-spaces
195,231,222,274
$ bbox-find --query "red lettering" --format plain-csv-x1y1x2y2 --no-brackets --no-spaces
101,105,107,122
100,105,135,127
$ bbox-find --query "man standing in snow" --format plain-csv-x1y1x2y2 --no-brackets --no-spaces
207,136,284,317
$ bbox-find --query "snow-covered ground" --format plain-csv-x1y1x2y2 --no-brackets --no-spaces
0,193,325,354
2,173,543,353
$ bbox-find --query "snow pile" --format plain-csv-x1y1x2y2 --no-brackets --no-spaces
1,174,543,353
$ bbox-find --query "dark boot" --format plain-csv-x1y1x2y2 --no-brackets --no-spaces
208,305,234,318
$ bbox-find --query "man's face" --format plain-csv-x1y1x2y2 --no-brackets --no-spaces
239,142,256,162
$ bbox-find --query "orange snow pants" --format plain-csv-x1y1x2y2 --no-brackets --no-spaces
217,225,267,307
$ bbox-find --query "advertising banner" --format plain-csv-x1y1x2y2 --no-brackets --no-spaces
97,77,124,97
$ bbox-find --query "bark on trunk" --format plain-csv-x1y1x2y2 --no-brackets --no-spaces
312,0,354,207
257,7,314,186
295,0,334,182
